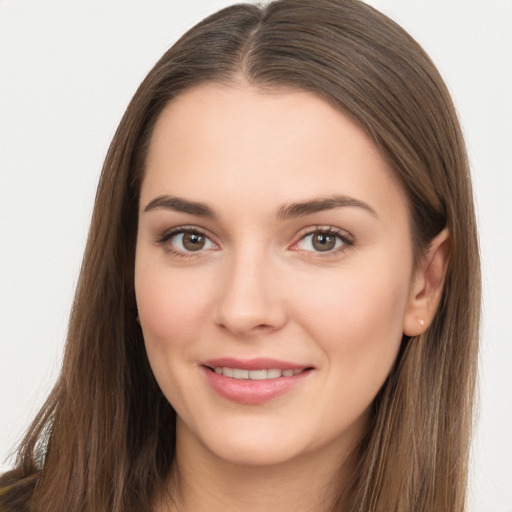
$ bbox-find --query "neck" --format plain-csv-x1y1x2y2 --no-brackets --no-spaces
156,424,359,512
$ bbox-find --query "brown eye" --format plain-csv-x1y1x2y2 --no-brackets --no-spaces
312,233,336,251
164,230,216,254
295,229,350,254
182,232,206,251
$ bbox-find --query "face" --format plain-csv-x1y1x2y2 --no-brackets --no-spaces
135,83,416,468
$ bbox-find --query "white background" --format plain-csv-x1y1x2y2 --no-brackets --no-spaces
0,1,510,511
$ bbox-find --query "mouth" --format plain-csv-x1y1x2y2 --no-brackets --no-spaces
201,358,314,404
205,366,308,380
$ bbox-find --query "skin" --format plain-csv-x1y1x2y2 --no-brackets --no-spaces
135,82,449,511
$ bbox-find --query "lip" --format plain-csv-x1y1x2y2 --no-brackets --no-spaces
200,357,314,405
202,357,309,371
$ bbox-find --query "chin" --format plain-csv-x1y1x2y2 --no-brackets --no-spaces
179,415,315,467
207,435,307,467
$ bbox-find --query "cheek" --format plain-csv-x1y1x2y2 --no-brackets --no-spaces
294,257,411,380
290,262,411,445
134,261,217,409
135,263,213,347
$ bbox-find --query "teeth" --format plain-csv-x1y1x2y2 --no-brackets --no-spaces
248,369,267,380
233,368,249,379
213,367,304,380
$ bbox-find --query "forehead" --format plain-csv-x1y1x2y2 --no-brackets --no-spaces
141,82,408,222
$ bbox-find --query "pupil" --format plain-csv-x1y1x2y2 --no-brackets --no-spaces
313,233,335,251
183,232,205,251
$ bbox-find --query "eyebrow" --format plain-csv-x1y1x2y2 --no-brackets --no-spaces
143,194,377,219
144,195,216,217
276,195,378,220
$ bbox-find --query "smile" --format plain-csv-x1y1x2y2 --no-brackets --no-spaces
201,358,313,404
211,367,305,380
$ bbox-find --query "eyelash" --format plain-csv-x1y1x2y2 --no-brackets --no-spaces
155,225,354,258
292,226,354,257
155,226,217,259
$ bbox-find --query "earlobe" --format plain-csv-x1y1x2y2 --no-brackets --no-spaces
403,227,451,336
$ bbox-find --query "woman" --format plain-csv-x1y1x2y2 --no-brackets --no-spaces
0,0,480,510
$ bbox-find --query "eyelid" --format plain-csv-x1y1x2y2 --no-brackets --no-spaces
289,225,354,255
154,224,353,258
155,225,219,256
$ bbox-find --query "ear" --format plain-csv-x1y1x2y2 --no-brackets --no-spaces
403,227,451,336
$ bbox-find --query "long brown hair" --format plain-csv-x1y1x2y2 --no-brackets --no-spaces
0,1,480,511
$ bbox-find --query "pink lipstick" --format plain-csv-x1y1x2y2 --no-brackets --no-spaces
201,358,313,405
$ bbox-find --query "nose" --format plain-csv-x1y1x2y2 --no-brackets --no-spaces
213,251,287,337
